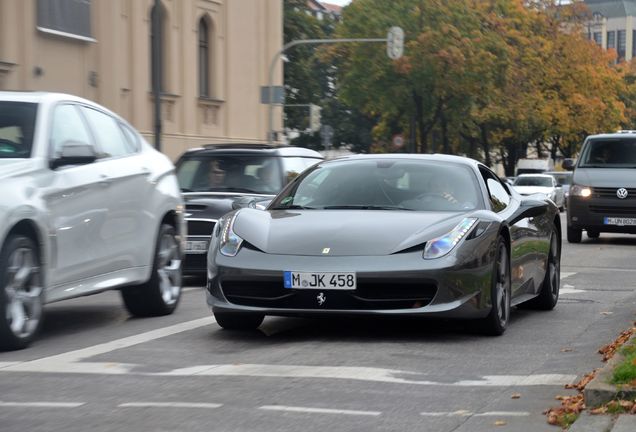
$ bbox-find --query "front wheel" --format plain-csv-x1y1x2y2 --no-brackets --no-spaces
520,229,560,310
121,224,182,317
480,238,511,336
0,235,44,351
567,226,581,243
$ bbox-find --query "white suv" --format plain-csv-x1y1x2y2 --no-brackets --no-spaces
0,92,185,350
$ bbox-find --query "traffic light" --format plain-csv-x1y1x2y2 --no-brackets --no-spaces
387,26,404,60
309,104,321,132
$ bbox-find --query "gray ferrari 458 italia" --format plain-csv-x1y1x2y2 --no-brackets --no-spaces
206,154,562,335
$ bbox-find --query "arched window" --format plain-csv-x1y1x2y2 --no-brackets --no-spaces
150,3,167,92
198,17,211,97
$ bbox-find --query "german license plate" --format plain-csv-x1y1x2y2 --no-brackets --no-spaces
283,271,356,290
604,217,636,226
185,240,209,254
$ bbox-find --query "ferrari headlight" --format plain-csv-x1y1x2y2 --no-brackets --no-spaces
423,218,478,260
570,185,591,198
219,213,243,257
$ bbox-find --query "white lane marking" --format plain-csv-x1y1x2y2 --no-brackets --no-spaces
259,405,381,416
158,364,576,387
420,410,530,417
560,284,586,295
3,317,215,374
560,272,576,280
0,401,84,408
0,362,20,369
119,402,222,409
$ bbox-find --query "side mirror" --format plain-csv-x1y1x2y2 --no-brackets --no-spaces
50,142,97,169
520,199,549,218
562,158,575,171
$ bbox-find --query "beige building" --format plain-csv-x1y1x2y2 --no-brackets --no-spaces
0,0,283,160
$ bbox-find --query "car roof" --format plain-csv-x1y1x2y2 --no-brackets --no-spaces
181,144,323,159
326,153,483,168
585,131,636,140
544,171,571,176
516,173,554,178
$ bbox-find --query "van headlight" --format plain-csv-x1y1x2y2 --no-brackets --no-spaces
570,185,591,198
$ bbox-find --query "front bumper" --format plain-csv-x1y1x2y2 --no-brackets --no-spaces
206,242,496,319
567,195,636,233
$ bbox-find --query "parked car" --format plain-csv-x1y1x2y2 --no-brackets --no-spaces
566,131,636,242
0,92,185,350
206,154,561,336
513,174,565,210
545,171,573,202
175,144,323,276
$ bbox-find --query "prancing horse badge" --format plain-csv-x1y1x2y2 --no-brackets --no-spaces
317,292,326,306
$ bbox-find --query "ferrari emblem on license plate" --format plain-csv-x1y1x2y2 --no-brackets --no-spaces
317,292,326,306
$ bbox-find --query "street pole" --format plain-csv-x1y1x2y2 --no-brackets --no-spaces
152,0,162,152
267,37,387,145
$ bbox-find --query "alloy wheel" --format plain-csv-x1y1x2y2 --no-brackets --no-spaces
495,243,510,328
548,234,560,299
4,245,42,339
157,232,181,306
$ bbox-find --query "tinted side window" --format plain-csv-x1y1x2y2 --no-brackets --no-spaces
81,107,132,158
481,168,510,212
50,104,93,157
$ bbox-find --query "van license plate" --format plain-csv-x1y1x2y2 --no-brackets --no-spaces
604,217,636,226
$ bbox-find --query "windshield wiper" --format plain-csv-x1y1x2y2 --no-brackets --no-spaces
322,205,412,211
270,204,318,210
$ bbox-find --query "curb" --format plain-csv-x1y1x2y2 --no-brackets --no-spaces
584,334,636,407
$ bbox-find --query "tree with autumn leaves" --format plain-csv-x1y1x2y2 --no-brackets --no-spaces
329,0,630,174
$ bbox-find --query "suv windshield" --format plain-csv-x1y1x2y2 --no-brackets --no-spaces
0,102,38,158
514,176,553,187
271,159,482,212
579,138,636,168
176,155,283,194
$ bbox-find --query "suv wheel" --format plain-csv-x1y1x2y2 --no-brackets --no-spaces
567,226,582,243
587,230,600,239
121,224,182,317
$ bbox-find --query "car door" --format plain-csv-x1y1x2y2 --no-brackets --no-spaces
78,106,153,273
43,103,111,288
479,167,542,298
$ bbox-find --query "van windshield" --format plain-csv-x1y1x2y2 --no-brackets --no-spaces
579,139,636,168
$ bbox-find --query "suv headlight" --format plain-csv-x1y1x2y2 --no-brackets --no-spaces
570,185,591,198
423,218,477,259
219,213,243,257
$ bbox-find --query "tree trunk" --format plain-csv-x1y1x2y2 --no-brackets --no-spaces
441,112,449,154
480,124,491,167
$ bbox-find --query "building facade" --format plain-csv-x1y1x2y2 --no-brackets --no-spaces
585,0,636,62
0,0,283,160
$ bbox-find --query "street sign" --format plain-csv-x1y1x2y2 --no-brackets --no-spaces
387,26,404,60
260,86,285,104
309,104,322,132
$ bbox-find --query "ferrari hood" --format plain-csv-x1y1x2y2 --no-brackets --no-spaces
233,209,467,256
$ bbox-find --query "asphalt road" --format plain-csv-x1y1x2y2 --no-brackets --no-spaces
1,213,635,432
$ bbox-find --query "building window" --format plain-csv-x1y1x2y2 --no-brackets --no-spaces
607,31,616,49
593,32,602,46
198,18,210,98
36,0,93,41
150,3,167,92
618,30,626,60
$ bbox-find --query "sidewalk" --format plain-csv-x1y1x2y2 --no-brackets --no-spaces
570,413,636,432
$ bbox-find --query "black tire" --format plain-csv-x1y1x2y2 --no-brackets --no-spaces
587,230,600,239
567,226,582,243
480,237,511,336
520,228,560,310
214,309,264,331
0,235,44,351
121,224,182,317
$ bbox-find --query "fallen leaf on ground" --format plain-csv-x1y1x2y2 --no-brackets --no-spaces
511,393,521,399
560,347,573,352
589,406,607,415
494,420,507,426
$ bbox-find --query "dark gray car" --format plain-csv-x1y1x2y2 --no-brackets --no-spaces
206,154,561,336
175,144,323,276
566,132,636,242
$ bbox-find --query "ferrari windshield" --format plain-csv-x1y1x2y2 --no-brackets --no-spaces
579,138,636,168
0,101,37,158
271,159,482,212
